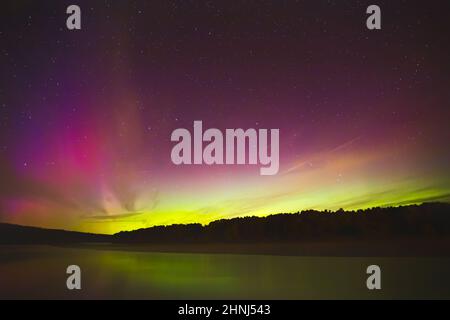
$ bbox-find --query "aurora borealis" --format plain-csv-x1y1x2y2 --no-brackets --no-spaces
1,1,449,234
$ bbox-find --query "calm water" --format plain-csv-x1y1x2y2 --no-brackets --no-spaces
0,245,449,299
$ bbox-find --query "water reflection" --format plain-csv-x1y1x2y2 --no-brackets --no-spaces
1,245,449,299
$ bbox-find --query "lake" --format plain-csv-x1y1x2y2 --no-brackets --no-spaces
0,245,449,299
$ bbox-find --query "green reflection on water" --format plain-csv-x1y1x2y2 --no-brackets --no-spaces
0,245,449,299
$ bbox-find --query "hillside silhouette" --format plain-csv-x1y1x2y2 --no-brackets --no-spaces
1,202,450,245
0,223,108,244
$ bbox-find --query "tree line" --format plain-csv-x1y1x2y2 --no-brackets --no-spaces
114,202,450,243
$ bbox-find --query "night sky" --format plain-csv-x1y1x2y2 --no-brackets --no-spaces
1,0,449,234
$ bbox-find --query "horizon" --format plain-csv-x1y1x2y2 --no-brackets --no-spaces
2,201,449,235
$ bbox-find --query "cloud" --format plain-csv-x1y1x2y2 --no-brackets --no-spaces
283,136,362,175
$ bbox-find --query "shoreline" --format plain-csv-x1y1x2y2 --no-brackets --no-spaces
32,237,450,257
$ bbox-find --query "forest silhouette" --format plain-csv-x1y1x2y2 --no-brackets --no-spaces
115,202,450,243
1,202,449,245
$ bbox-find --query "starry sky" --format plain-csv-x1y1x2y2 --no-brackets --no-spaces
1,0,449,234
